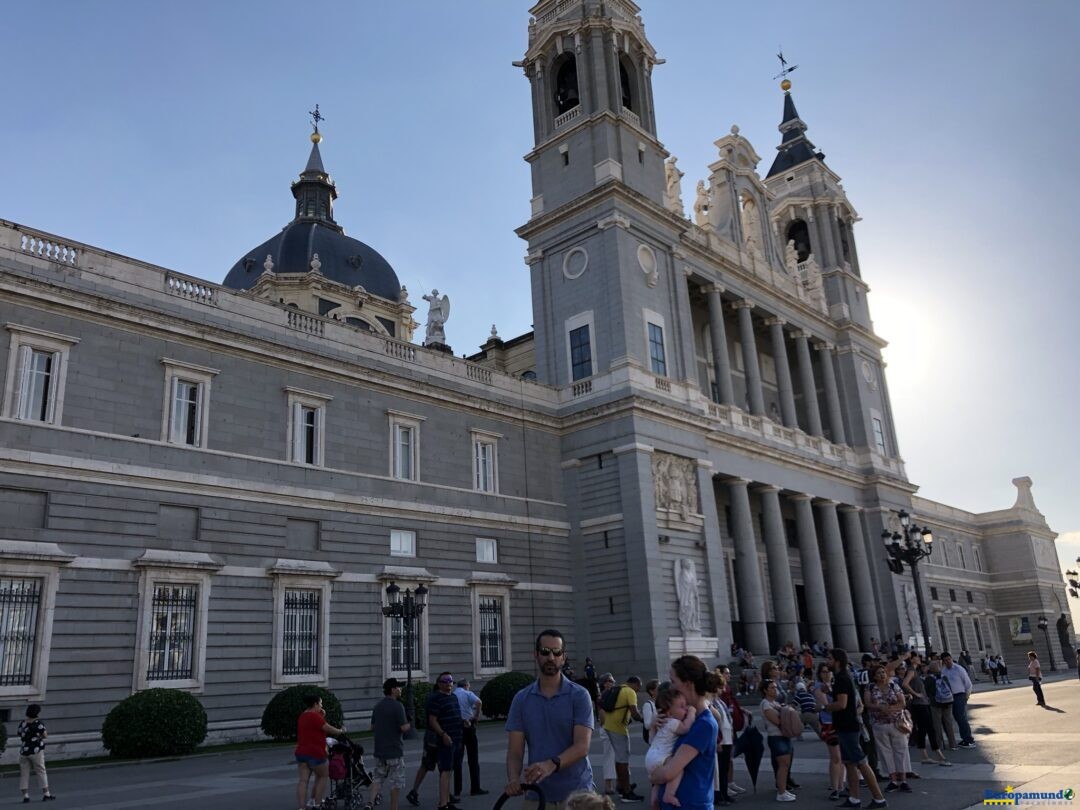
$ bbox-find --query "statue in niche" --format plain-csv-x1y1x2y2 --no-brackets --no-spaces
785,239,799,275
652,453,698,521
740,194,763,260
674,558,702,635
422,289,451,345
801,253,826,312
664,156,685,217
693,181,710,227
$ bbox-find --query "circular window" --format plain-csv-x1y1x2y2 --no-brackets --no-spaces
562,246,589,280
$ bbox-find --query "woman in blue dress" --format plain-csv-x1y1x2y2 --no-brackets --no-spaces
650,655,721,810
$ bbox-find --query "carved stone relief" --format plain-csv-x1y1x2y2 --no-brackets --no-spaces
652,452,699,522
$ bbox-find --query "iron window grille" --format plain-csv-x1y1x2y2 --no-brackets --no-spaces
479,596,505,669
0,577,41,686
147,583,197,681
648,323,667,376
282,589,321,676
390,614,421,673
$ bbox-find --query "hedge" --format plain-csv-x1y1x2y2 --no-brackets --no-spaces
261,685,344,741
102,689,207,758
480,672,535,718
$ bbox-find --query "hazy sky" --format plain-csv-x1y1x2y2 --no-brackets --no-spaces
4,2,1077,606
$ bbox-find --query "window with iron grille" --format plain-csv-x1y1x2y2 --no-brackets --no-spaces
570,325,592,381
648,323,667,376
147,583,197,681
0,577,41,687
282,589,321,676
390,614,421,673
478,596,504,669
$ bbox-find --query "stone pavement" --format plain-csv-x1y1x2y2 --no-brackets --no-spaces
0,677,1075,809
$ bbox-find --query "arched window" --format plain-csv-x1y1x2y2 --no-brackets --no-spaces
785,220,811,262
619,58,635,112
554,55,580,115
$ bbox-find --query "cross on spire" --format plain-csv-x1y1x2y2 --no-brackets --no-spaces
309,104,325,134
773,49,799,82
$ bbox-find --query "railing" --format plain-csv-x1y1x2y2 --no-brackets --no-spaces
466,364,493,385
20,233,78,265
620,107,640,127
607,0,638,22
654,376,671,392
166,273,218,306
383,339,416,362
572,379,592,397
555,105,581,129
536,0,578,26
287,309,324,336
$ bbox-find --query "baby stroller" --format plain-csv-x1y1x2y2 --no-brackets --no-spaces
324,735,373,810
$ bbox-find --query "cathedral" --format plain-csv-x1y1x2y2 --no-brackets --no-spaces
0,0,1071,758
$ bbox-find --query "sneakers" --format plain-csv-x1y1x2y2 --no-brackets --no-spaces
729,784,746,795
405,791,420,807
619,792,645,803
869,801,888,809
959,742,977,749
884,783,900,793
899,783,912,793
827,790,841,801
776,791,796,802
787,779,801,790
42,799,56,804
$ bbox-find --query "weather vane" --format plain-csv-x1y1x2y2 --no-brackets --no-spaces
309,104,325,134
773,49,798,83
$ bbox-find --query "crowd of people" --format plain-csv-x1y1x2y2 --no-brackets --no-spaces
290,629,1072,810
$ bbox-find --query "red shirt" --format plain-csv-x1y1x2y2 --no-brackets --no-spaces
295,710,328,759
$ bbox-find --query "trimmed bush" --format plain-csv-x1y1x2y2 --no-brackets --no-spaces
409,681,434,728
102,688,207,758
480,672,535,719
261,685,344,741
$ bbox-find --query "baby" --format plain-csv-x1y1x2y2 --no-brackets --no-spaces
645,685,697,808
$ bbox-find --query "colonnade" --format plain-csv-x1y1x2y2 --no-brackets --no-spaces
724,477,880,654
704,285,846,444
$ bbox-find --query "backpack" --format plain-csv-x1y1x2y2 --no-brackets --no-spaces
779,705,804,738
731,700,747,733
599,685,621,714
933,674,954,703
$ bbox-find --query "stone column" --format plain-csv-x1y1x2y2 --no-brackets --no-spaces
733,301,765,416
829,204,847,266
839,505,882,647
705,285,736,406
758,485,800,645
814,340,847,445
766,318,798,427
815,499,859,651
792,494,831,644
697,461,732,654
728,478,769,653
815,203,837,268
792,330,823,437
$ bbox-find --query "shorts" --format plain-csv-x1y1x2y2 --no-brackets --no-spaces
608,731,630,764
373,757,406,790
767,736,793,758
837,730,866,764
421,744,439,771
435,741,459,772
295,754,328,767
819,722,839,746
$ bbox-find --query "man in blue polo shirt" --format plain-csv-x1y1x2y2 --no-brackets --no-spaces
505,628,594,810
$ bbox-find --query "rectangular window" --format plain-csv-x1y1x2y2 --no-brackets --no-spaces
930,586,939,600
0,577,41,687
973,619,984,650
394,424,413,480
286,388,332,466
966,590,973,603
4,326,78,425
648,323,667,376
390,614,421,673
949,588,956,602
476,538,498,564
390,529,416,558
147,583,197,681
937,617,949,652
973,547,983,572
570,325,592,381
955,618,967,651
871,416,887,455
474,440,496,493
957,546,967,569
282,589,320,676
171,379,202,446
478,596,505,669
16,349,57,422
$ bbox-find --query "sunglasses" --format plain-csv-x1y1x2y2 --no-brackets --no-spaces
537,647,565,657
438,677,454,684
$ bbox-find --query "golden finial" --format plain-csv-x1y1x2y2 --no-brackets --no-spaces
308,104,325,143
773,50,798,91
780,78,792,92
311,131,322,144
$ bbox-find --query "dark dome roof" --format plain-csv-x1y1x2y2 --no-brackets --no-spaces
223,220,401,300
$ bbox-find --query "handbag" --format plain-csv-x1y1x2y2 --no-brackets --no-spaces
894,708,913,735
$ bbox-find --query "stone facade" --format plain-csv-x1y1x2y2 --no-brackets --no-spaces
0,0,1071,759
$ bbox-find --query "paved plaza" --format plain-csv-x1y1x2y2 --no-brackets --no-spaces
1,676,1076,809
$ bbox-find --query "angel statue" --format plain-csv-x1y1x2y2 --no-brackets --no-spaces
674,557,702,635
422,289,450,345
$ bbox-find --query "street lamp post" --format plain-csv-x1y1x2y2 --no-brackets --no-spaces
882,509,935,655
1037,615,1056,671
381,581,428,734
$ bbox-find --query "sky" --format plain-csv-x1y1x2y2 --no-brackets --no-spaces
4,2,1078,613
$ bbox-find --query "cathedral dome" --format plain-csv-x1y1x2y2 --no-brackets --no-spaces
223,128,400,302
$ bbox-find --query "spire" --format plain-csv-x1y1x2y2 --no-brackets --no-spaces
289,106,341,231
766,79,827,179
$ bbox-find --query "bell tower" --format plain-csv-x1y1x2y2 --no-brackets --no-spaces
517,0,688,388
